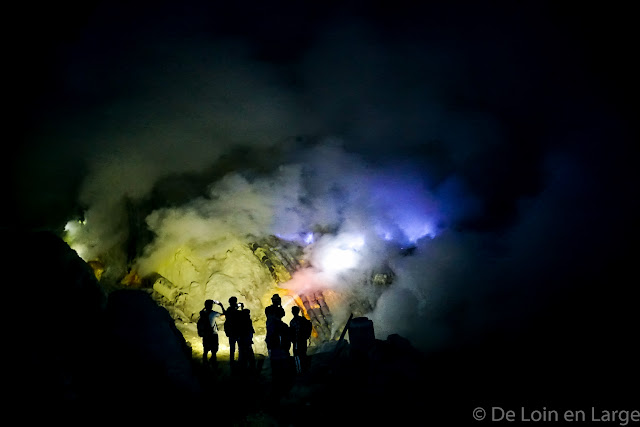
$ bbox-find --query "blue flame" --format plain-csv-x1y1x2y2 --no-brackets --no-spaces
369,173,439,244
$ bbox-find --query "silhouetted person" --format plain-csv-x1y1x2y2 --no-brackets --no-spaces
236,307,256,372
290,306,311,373
199,299,226,368
225,296,240,363
268,312,293,398
265,293,285,357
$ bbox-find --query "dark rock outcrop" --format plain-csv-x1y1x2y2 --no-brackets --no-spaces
4,229,199,419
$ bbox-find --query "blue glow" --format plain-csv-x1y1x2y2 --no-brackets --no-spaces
304,232,315,244
402,220,435,243
374,224,394,241
275,231,316,246
369,174,439,244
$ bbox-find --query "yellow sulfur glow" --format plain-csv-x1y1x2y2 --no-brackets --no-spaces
88,260,105,281
120,270,141,286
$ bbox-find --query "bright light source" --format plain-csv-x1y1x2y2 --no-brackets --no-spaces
345,234,365,250
314,233,365,274
323,247,359,271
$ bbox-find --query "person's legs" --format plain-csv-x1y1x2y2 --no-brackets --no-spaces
247,340,256,371
202,337,211,364
229,336,238,362
212,335,219,365
237,338,247,369
292,343,301,373
300,341,309,372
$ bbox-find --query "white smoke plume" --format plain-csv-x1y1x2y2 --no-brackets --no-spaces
17,5,637,356
124,141,460,340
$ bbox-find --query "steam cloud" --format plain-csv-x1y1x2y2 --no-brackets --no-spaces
13,4,637,354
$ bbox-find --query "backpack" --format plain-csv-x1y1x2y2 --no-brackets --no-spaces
300,316,312,341
224,308,237,337
267,320,291,353
197,311,212,337
279,321,292,352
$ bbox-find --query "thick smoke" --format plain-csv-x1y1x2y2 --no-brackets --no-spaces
126,141,467,340
58,41,316,279
18,5,638,355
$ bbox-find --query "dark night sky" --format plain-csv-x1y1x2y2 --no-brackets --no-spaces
6,1,640,407
9,1,638,229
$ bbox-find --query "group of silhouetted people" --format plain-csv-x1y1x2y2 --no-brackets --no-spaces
199,293,310,381
265,294,311,373
199,296,255,372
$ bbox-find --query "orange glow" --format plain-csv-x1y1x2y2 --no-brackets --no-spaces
290,294,318,338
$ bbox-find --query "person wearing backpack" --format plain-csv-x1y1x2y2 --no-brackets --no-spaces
289,306,312,374
198,299,226,368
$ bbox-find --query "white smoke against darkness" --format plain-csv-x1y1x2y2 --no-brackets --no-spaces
56,30,502,351
135,142,443,274
120,143,453,345
25,6,633,360
64,41,318,269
